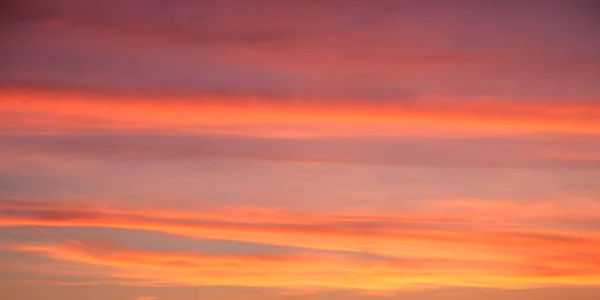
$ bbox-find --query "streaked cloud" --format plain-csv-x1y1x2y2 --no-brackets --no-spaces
1,132,599,168
2,1,598,100
1,199,599,291
1,0,598,298
2,89,599,136
4,230,600,291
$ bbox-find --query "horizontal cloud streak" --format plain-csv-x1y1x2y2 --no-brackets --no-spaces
1,199,599,291
5,238,599,291
1,133,599,168
2,0,599,297
2,89,599,136
1,200,599,261
3,0,598,100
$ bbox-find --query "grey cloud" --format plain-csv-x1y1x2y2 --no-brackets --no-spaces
1,133,599,169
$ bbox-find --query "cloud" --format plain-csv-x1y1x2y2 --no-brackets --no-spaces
1,132,599,169
1,199,599,277
1,0,599,295
2,0,598,101
5,236,600,291
1,89,599,137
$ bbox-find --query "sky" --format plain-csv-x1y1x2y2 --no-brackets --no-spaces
0,0,599,299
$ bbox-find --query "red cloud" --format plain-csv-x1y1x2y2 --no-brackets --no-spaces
2,89,599,137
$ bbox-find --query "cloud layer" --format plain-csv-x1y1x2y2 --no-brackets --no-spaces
1,199,599,291
1,0,599,298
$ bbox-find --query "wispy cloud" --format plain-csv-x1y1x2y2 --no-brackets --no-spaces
1,0,598,297
1,132,599,168
4,232,600,291
2,89,599,137
1,199,599,291
3,0,598,100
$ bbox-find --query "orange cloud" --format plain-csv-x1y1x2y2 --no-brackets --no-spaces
1,88,598,137
6,236,600,291
1,198,598,227
1,199,599,291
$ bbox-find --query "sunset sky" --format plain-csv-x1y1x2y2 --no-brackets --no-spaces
1,1,600,299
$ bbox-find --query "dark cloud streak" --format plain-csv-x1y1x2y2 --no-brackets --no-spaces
1,133,599,169
1,0,599,99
